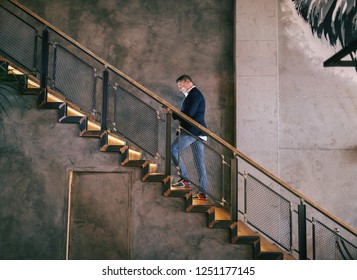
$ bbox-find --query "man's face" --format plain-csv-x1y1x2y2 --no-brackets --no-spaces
177,79,191,93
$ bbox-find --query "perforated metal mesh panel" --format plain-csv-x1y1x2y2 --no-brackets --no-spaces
53,44,96,114
0,6,37,72
179,129,224,202
245,174,292,250
113,85,159,156
313,220,357,260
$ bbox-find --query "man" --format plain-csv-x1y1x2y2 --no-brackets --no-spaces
169,74,208,200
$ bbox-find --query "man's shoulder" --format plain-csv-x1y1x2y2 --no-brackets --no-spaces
190,87,201,93
189,87,204,97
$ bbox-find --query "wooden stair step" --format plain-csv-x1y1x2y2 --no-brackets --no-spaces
120,146,148,167
26,78,40,89
100,131,126,152
208,207,233,228
162,177,192,197
6,64,41,95
142,162,167,182
233,221,294,260
58,103,84,123
23,78,41,95
79,117,102,137
7,65,23,75
185,192,215,213
163,186,192,197
38,90,64,109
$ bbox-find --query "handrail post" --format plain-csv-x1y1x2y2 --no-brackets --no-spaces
165,109,172,177
231,155,238,222
101,68,109,131
40,27,49,90
312,218,316,260
298,199,307,260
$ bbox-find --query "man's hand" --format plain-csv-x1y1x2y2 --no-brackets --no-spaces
162,106,171,113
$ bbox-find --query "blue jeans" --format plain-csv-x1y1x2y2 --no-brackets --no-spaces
171,134,208,193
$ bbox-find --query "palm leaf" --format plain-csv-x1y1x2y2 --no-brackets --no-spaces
0,64,21,116
292,0,357,47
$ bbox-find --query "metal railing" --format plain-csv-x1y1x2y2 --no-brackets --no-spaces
177,127,233,209
108,70,160,157
1,0,357,260
53,44,99,115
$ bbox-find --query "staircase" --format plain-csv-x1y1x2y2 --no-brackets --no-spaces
2,0,357,260
0,59,291,260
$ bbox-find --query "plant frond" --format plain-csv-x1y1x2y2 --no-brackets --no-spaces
292,0,357,47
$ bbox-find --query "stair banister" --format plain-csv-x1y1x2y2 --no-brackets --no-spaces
101,69,109,131
298,199,307,260
165,110,172,177
231,156,238,222
40,27,49,91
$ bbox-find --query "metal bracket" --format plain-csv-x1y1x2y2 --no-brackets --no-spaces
324,38,357,68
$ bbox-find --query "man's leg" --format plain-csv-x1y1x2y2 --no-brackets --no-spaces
192,140,208,194
171,134,196,181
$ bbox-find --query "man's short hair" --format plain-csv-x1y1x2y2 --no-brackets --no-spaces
176,74,192,83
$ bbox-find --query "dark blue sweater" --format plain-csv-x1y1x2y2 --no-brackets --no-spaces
172,87,207,136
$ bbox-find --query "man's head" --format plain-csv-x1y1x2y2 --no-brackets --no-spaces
176,74,193,94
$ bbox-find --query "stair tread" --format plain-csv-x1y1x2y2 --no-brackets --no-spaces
47,93,64,103
170,186,192,191
164,188,190,198
87,120,101,131
214,207,231,221
108,134,126,146
120,146,142,159
7,65,40,88
67,106,84,117
237,221,295,260
27,78,40,88
192,198,215,206
7,67,23,75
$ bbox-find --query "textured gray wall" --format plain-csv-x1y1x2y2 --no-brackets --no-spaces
0,87,250,259
0,0,247,259
69,172,131,260
18,0,235,143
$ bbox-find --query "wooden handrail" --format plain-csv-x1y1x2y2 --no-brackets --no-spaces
8,0,357,237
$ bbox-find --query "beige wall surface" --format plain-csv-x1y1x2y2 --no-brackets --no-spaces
236,0,357,230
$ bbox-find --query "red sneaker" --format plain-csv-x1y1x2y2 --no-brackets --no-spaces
194,192,208,201
172,179,191,189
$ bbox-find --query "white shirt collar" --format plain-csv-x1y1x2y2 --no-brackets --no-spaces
183,85,195,97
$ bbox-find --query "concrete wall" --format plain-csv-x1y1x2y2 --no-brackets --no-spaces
0,0,249,259
0,85,251,259
236,0,279,173
236,0,357,229
2,0,356,260
17,0,235,143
